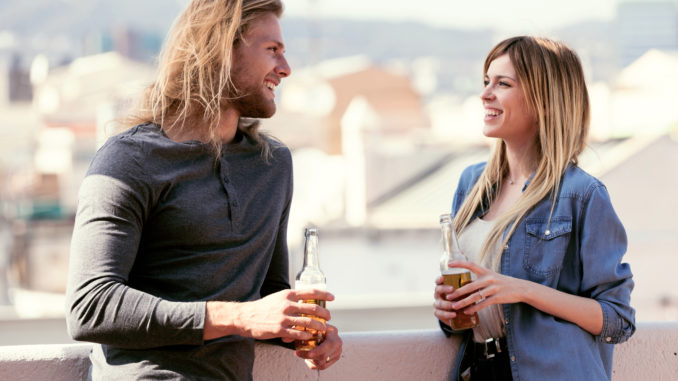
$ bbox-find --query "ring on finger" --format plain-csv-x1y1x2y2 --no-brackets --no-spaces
478,290,485,300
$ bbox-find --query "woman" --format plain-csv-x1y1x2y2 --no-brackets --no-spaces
433,36,635,381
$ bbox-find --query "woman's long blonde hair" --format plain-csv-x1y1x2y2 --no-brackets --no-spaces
454,36,590,268
124,0,283,156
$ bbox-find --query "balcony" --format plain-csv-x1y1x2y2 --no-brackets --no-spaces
0,322,675,380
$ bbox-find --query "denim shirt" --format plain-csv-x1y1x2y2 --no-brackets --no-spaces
446,162,635,381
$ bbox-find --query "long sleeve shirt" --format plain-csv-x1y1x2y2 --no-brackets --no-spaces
65,123,293,380
446,162,635,381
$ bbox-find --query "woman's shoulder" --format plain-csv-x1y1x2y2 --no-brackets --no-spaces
460,162,487,184
561,165,607,198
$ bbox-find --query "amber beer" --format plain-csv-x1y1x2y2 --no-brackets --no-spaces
295,298,327,351
439,213,479,331
442,269,479,331
294,228,327,351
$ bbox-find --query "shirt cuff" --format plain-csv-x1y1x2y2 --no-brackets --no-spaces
597,300,633,344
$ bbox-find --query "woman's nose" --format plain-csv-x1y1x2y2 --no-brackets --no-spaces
480,85,494,101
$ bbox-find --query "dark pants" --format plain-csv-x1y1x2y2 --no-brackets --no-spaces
459,337,513,381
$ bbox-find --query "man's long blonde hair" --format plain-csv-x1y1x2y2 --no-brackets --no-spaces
125,0,283,156
454,36,590,268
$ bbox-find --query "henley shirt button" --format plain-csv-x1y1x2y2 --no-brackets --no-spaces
544,229,551,236
505,319,509,325
510,356,516,362
605,337,612,342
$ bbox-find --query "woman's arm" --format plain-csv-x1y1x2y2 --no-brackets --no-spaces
443,183,634,341
443,261,603,335
520,277,602,335
577,183,635,343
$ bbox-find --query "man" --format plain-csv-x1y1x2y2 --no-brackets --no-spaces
65,1,342,379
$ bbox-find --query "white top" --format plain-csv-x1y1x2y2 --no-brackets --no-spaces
458,217,506,342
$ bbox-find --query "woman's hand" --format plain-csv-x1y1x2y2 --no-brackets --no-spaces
444,260,528,315
433,275,458,327
444,260,604,335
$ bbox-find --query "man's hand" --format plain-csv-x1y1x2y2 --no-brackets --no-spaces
295,324,343,370
203,289,333,341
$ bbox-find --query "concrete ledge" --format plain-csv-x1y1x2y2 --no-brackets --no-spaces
0,343,91,381
252,330,461,381
612,321,678,381
0,323,676,380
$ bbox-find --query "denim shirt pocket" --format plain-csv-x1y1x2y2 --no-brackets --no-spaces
522,217,573,280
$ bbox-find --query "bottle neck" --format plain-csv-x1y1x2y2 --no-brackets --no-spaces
302,232,320,270
296,229,325,288
441,220,453,256
440,216,465,262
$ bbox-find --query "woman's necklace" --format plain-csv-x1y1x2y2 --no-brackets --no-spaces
506,174,524,185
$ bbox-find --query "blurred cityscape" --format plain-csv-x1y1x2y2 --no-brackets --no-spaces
1,0,677,344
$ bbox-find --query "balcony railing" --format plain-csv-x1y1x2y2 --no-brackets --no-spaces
0,322,675,380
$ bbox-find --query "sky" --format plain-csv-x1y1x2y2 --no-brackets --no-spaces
284,0,620,32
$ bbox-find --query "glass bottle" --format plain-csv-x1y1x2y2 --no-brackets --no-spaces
439,213,479,331
294,228,326,351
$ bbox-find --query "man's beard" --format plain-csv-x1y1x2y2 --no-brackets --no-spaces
229,86,276,119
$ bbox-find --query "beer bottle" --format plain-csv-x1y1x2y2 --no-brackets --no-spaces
294,228,326,351
439,213,479,331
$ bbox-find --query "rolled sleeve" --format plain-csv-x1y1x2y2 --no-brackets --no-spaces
598,298,635,344
579,184,635,344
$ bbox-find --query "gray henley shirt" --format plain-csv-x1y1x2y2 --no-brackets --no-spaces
65,123,293,380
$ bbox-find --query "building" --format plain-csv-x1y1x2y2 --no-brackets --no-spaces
1,52,154,294
611,49,678,137
267,56,439,234
30,51,155,217
0,52,32,107
273,55,430,155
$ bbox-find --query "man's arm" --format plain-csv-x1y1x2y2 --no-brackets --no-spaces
203,289,332,341
65,173,206,349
